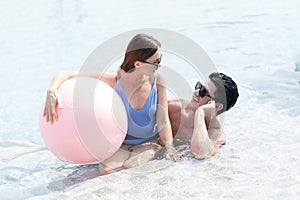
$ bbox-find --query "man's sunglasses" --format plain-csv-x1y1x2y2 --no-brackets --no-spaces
195,81,215,100
140,54,162,70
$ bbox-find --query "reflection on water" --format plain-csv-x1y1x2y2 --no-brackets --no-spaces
47,164,100,192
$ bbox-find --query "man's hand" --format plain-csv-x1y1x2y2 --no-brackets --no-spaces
198,100,217,123
199,100,215,115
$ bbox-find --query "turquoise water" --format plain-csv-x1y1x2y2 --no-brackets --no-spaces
0,0,300,199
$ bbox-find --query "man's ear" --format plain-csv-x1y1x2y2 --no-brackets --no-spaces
215,103,223,113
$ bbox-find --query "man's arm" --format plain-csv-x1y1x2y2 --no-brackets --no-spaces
190,103,224,159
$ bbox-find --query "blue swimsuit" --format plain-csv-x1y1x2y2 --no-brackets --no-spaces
116,76,158,145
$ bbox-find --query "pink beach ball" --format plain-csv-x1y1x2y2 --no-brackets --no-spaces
39,77,127,164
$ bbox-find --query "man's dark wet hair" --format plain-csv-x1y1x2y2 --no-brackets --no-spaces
209,72,239,115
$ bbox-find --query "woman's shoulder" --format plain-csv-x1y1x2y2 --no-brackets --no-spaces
155,73,166,88
99,70,118,89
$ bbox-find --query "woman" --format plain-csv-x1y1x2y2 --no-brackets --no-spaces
43,34,178,174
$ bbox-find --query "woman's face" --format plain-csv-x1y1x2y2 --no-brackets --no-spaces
138,49,161,75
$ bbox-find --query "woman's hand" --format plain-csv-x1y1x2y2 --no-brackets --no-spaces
165,142,183,161
43,88,63,124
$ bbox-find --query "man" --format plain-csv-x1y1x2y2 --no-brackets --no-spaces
99,72,239,174
168,72,239,159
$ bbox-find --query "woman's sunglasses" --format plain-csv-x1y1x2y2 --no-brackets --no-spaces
140,54,162,70
195,81,215,100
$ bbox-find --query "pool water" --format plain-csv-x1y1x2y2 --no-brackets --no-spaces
0,0,299,199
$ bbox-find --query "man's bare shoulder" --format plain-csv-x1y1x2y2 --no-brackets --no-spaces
168,98,188,105
168,98,185,117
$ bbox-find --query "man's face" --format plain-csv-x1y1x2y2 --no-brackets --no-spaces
191,79,217,107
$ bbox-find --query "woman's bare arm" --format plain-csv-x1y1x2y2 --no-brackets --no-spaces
44,70,117,124
156,74,181,160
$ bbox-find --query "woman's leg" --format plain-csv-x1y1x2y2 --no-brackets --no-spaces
99,139,162,175
99,144,131,175
123,139,162,168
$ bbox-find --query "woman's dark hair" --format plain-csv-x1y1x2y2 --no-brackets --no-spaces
209,72,239,115
120,33,161,72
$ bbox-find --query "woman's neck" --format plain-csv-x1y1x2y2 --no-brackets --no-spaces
118,69,153,88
